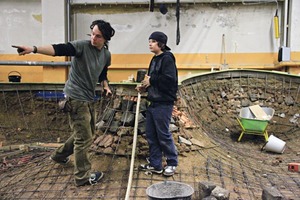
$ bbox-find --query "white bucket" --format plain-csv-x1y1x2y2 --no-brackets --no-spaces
264,135,286,153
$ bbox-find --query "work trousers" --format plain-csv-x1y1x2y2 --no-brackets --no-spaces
51,99,96,186
146,103,178,170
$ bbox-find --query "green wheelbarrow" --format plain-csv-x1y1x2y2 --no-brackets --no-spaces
237,107,275,142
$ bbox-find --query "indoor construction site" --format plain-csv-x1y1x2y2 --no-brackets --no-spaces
1,70,300,199
1,0,300,200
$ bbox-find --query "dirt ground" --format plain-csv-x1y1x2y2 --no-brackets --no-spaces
1,71,300,199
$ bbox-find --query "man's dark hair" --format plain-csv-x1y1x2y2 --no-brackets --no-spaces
90,20,115,41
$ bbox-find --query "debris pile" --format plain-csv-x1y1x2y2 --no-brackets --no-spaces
90,95,201,156
181,78,300,140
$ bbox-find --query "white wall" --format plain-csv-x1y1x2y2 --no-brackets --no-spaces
0,0,41,53
1,0,299,56
290,0,300,54
42,0,66,44
72,3,281,54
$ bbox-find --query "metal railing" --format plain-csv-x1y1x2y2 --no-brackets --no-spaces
0,61,71,66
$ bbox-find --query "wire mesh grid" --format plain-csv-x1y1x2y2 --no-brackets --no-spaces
1,70,300,199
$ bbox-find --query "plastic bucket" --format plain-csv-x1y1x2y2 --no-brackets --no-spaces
8,71,21,82
146,181,194,200
136,69,147,82
264,135,286,153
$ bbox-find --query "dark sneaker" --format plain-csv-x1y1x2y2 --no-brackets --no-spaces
89,171,104,185
76,171,104,187
50,156,70,165
139,163,163,174
163,166,176,176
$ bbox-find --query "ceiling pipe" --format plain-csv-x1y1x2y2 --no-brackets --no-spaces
67,0,71,42
0,61,71,66
70,0,284,5
283,0,289,47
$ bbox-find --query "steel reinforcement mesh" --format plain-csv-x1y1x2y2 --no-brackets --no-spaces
1,70,300,199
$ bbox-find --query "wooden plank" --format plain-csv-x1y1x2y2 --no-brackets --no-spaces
190,138,205,148
249,105,267,120
35,142,63,148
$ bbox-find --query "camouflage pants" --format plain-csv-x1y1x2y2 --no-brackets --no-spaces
51,99,96,186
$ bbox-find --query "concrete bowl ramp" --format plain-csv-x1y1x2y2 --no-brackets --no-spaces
0,69,299,199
